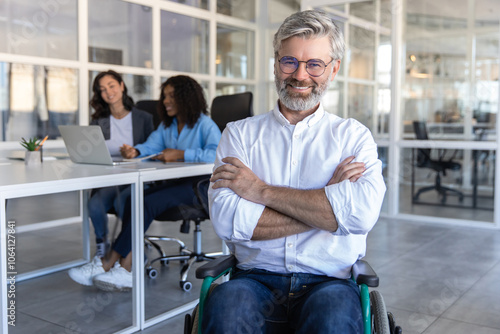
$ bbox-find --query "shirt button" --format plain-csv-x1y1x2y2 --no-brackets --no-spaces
294,134,299,139
287,243,293,248
288,265,293,270
292,160,298,166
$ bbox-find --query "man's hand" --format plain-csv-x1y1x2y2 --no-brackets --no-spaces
120,144,139,159
153,149,184,162
327,156,365,186
211,157,267,204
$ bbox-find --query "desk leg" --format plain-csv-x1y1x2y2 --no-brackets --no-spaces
81,189,91,261
131,181,145,330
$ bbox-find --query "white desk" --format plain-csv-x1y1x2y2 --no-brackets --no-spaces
0,160,214,333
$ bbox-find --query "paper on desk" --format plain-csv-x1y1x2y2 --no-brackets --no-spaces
122,152,162,162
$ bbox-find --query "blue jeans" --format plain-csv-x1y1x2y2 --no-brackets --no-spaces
202,268,363,334
88,186,131,241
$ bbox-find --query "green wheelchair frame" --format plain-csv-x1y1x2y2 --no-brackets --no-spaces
184,255,402,334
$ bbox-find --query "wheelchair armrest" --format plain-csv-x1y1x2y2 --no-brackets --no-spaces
196,254,237,279
352,259,379,287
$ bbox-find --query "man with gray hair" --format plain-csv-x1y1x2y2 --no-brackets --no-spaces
204,9,386,333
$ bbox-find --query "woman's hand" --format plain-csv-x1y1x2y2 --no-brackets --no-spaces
153,149,184,162
120,144,139,159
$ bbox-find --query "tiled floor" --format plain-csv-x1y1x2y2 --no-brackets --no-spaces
8,208,500,333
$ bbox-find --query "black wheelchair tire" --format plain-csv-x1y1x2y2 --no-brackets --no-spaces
190,304,199,334
370,290,390,334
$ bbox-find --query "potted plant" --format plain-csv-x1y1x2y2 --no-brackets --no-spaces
20,137,43,166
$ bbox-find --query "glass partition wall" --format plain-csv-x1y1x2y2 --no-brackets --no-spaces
0,0,261,331
399,0,498,224
308,0,499,227
0,0,258,144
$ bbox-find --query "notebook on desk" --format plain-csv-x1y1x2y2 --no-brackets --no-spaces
58,125,137,166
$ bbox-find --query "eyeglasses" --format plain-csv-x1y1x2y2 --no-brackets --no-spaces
278,55,334,77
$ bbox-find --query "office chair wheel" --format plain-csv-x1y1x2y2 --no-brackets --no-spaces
147,267,158,279
370,290,390,334
180,280,192,292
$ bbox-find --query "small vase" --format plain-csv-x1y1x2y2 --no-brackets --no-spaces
25,150,42,166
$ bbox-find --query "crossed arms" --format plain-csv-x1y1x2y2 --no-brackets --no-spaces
210,156,365,240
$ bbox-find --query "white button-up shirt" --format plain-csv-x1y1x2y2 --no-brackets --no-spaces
208,103,386,279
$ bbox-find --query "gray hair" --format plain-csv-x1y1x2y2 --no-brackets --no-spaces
273,9,345,61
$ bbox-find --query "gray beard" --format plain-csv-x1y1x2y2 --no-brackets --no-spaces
275,75,330,111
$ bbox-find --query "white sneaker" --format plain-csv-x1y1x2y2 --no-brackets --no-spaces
68,256,105,286
93,263,132,292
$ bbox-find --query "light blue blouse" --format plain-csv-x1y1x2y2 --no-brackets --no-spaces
134,114,221,163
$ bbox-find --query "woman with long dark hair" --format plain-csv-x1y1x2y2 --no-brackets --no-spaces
69,71,154,287
70,75,221,291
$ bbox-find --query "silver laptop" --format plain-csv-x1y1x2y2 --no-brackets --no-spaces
58,125,136,166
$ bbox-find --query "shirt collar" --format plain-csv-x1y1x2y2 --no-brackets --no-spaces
272,101,325,128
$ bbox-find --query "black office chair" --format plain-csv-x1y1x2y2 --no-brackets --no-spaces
210,92,253,132
412,121,464,204
137,92,254,291
135,100,162,129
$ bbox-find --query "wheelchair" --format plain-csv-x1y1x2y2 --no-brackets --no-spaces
184,255,402,334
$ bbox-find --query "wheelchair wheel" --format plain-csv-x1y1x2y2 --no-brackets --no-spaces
191,304,200,334
370,290,390,334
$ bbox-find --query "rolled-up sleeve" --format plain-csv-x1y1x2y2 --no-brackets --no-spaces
208,122,264,242
325,121,386,235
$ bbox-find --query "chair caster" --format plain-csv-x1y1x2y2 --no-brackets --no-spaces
147,268,158,279
180,280,192,292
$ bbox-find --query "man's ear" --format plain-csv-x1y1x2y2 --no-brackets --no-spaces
330,60,341,81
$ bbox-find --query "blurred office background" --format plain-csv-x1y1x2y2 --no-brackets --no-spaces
1,0,498,227
1,1,500,333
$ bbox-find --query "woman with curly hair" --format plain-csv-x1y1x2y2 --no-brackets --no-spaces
69,75,221,291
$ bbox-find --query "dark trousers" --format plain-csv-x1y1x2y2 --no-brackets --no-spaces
112,176,205,258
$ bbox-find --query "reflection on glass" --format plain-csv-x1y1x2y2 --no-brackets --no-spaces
324,5,345,12
89,71,153,118
377,37,392,86
404,0,472,139
323,80,343,117
215,83,254,97
2,63,78,141
217,25,254,79
348,83,373,129
0,0,78,59
377,146,388,213
166,0,208,10
348,25,375,80
474,32,498,140
399,147,493,222
161,11,209,74
350,1,375,22
217,0,255,21
377,88,391,135
268,0,300,23
88,0,152,67
475,0,498,27
380,0,392,29
334,21,345,77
